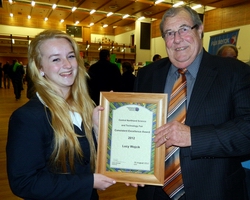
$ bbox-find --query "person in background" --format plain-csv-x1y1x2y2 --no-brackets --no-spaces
120,61,135,92
6,30,116,200
25,64,35,99
152,54,162,62
10,59,24,100
84,62,90,72
3,61,11,89
133,5,250,200
0,63,2,88
88,49,121,105
217,43,250,199
216,44,238,58
19,61,24,90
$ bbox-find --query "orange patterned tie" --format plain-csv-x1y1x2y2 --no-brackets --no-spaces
163,68,187,199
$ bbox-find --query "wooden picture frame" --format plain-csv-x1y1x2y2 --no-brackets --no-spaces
96,92,167,186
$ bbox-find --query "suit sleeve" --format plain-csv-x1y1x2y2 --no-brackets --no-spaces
190,60,250,159
6,106,94,200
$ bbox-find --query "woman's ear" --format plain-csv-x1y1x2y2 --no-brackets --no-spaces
40,71,45,76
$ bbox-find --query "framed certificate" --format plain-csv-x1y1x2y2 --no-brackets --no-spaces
96,92,167,186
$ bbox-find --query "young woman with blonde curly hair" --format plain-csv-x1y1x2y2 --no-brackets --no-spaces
6,29,115,200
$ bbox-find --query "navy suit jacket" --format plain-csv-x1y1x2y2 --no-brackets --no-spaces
6,96,98,200
134,50,250,200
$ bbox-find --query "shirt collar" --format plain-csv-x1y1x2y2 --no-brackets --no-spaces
36,92,47,106
36,92,82,130
169,49,203,79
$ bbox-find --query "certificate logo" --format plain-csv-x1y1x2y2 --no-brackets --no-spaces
127,107,139,112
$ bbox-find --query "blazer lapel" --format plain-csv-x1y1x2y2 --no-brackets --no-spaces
152,60,171,93
186,53,218,125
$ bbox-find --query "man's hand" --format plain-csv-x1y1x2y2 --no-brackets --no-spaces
154,121,191,148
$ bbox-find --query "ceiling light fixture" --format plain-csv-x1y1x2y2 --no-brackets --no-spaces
44,17,48,21
107,12,113,17
60,19,64,23
123,14,129,19
28,15,31,19
89,22,94,26
191,4,202,10
8,0,13,4
52,4,57,9
31,1,35,6
90,9,96,14
103,24,108,28
75,21,79,25
72,7,77,12
10,13,13,17
138,16,145,20
173,1,184,7
155,0,164,4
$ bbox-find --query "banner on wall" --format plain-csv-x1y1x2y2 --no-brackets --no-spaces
208,29,240,55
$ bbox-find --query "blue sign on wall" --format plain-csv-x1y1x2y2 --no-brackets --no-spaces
208,29,240,55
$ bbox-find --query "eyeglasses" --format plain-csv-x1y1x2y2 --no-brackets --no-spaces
163,24,198,40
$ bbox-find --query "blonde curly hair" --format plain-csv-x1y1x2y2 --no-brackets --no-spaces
28,29,96,173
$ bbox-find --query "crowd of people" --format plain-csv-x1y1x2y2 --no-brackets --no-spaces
0,60,26,100
5,5,250,200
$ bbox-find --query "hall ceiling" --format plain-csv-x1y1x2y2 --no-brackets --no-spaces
0,0,248,29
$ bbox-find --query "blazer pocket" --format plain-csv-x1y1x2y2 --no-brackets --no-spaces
226,167,245,190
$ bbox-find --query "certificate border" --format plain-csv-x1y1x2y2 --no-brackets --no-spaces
96,92,167,186
107,102,156,174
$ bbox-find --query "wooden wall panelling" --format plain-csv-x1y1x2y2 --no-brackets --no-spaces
82,27,91,43
90,26,115,35
246,10,250,24
204,8,223,32
222,6,241,28
151,19,161,39
114,23,135,35
203,1,250,32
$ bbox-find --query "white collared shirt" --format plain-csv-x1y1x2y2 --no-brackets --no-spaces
36,92,82,130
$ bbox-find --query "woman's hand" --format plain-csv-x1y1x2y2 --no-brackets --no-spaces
125,183,145,187
92,106,104,139
93,173,116,190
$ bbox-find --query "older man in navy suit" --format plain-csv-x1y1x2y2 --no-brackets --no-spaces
134,5,250,200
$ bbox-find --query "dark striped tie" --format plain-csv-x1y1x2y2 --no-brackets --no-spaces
163,68,187,199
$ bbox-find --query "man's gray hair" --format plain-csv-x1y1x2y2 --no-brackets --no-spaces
160,5,203,38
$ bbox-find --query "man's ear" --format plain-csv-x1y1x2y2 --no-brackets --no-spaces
198,24,204,39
